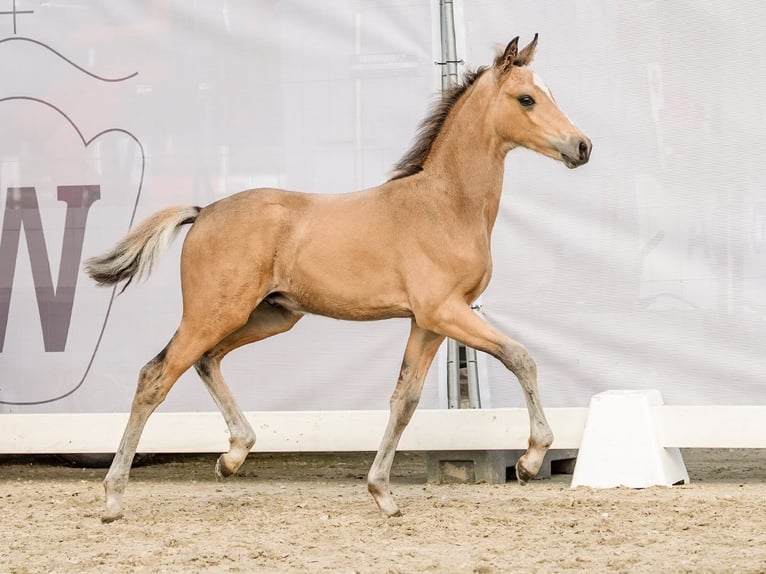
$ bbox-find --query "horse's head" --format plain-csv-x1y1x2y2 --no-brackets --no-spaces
490,35,591,168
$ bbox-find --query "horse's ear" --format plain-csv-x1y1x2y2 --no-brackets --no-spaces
516,33,538,66
494,36,519,76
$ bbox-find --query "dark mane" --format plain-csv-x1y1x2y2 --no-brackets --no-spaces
389,66,488,180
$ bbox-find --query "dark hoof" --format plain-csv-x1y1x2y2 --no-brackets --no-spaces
515,461,534,485
101,512,123,524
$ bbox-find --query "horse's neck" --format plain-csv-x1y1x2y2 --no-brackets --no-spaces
424,82,506,232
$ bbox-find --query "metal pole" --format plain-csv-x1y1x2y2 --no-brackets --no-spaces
465,304,483,408
466,346,480,408
439,0,459,91
447,338,460,409
440,0,460,409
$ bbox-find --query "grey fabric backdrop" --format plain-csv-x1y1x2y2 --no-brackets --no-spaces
1,2,764,413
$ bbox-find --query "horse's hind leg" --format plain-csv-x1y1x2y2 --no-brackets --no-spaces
102,311,253,523
194,302,303,479
368,319,444,517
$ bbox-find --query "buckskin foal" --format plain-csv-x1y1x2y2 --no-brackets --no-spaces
86,35,591,522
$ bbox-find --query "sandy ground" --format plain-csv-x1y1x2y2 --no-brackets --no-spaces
1,449,766,573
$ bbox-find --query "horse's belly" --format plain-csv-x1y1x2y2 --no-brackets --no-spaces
264,290,412,321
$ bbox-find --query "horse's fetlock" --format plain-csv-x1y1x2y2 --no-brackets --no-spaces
367,472,387,492
367,481,385,498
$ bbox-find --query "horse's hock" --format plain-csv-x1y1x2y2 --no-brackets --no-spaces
426,449,578,484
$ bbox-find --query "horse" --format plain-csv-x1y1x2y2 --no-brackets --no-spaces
85,35,591,523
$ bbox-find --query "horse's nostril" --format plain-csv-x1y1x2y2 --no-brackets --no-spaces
578,140,590,160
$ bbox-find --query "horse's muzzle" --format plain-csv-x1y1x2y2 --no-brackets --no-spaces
561,137,592,168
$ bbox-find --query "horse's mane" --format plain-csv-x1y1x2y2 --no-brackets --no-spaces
389,66,488,181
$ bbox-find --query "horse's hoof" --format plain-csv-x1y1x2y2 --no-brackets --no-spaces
378,497,402,518
101,512,123,524
215,456,234,480
515,460,534,486
369,483,401,517
102,495,123,523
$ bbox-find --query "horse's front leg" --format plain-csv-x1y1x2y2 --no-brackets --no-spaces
420,301,553,484
368,320,444,517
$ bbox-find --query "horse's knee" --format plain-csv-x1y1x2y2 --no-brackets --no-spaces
499,343,537,381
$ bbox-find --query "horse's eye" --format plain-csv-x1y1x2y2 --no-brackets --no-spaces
517,95,535,108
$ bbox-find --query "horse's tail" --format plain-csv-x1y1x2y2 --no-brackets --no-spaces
85,205,202,290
